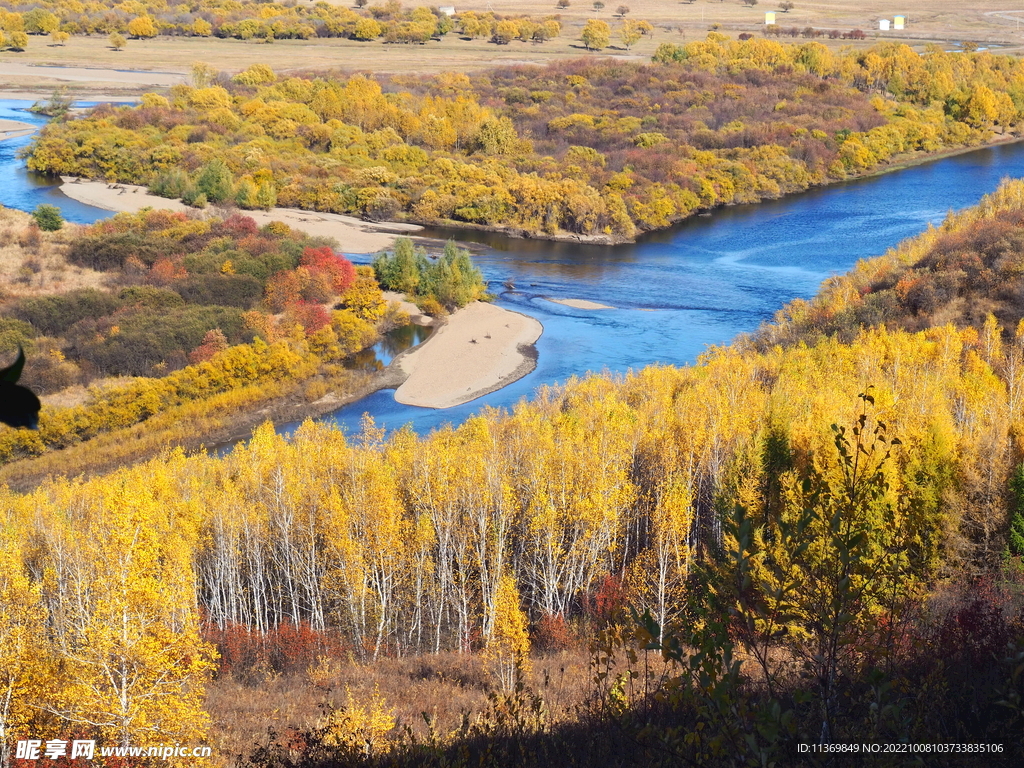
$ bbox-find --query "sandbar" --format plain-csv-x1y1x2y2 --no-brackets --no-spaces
0,119,37,142
394,302,542,409
545,297,616,310
58,177,420,254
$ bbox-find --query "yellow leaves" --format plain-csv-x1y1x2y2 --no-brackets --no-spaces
341,267,387,322
319,685,396,756
413,95,490,151
484,575,531,692
581,19,611,51
7,467,216,748
126,15,157,39
188,86,232,111
0,535,47,746
547,113,596,133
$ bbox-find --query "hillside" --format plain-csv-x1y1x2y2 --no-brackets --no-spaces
1,183,1023,765
758,179,1024,347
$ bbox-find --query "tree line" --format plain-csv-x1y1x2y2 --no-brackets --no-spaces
0,1,563,46
2,316,1022,760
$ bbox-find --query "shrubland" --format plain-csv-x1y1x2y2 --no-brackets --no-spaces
758,179,1024,348
0,207,411,482
27,39,1024,242
2,208,372,385
5,182,1024,764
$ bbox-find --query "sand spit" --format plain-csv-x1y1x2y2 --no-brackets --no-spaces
58,177,421,254
394,302,542,409
545,297,616,310
0,119,37,142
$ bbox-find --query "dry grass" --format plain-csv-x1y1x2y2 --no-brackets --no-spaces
2,0,1024,95
38,376,138,408
207,649,603,766
0,207,106,298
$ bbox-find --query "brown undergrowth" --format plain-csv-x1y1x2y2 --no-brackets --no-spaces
0,206,105,297
207,649,598,766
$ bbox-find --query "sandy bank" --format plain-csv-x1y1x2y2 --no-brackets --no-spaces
394,302,542,409
58,177,421,254
0,119,36,142
382,291,433,326
546,297,615,310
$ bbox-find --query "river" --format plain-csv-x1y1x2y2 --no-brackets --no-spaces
0,99,125,224
4,97,1024,436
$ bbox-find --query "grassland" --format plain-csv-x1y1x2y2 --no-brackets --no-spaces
0,205,105,296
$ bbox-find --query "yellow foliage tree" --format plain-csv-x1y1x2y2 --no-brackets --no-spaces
0,535,48,768
126,16,157,39
485,575,531,693
319,685,395,758
341,266,388,322
581,19,610,51
49,475,216,747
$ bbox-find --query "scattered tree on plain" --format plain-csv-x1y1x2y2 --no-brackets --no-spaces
581,18,611,50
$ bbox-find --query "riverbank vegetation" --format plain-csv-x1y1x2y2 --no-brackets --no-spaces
0,206,407,483
373,237,488,313
2,208,378,387
26,39,1024,243
3,183,1024,765
757,178,1024,349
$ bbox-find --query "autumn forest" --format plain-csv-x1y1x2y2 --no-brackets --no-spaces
26,38,1024,242
1,15,1024,768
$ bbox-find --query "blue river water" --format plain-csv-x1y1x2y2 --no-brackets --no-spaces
318,141,1024,436
0,100,125,224
4,97,1024,437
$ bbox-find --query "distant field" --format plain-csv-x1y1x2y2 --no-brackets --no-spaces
450,0,1024,51
1,0,1024,96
